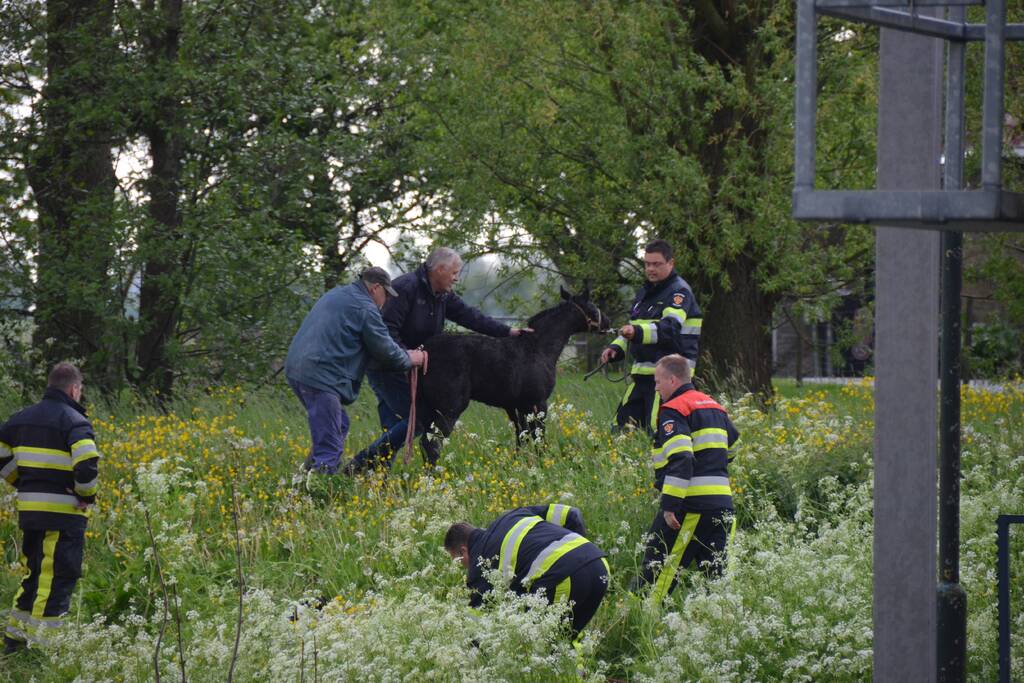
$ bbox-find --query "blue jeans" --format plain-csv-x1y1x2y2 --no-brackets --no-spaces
288,378,350,474
349,370,414,470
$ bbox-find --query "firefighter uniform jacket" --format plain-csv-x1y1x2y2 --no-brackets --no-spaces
652,383,738,515
606,271,702,374
463,504,606,608
0,388,100,532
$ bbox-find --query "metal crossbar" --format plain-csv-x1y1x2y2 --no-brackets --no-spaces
794,0,1024,231
998,514,1024,683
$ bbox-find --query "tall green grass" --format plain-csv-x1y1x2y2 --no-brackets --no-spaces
0,375,1020,681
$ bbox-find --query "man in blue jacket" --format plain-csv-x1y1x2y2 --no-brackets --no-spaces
345,248,531,473
285,267,426,478
1,362,99,653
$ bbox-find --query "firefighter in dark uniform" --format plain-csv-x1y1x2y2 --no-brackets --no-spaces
0,363,99,653
635,354,739,604
444,503,609,639
601,240,702,433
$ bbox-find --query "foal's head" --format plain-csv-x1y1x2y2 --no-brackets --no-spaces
558,286,612,333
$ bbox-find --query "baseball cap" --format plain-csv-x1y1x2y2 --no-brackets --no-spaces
362,267,399,297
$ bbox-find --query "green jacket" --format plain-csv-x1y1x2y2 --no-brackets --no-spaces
285,281,411,403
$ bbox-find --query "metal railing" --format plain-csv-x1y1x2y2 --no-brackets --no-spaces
998,514,1024,683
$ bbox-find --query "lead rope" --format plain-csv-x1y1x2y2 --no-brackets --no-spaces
404,349,428,465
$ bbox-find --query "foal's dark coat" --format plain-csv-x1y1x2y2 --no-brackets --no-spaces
418,288,611,456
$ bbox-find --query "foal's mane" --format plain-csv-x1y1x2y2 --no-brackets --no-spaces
525,300,573,329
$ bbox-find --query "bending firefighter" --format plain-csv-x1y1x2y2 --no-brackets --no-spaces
601,240,702,433
445,504,609,639
635,355,739,604
0,363,99,652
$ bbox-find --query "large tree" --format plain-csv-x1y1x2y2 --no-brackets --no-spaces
1,0,437,394
391,0,877,395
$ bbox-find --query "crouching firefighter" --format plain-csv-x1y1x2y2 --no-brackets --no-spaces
635,354,739,604
444,504,609,639
0,363,99,653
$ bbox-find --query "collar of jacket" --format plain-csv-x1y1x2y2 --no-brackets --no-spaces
667,382,695,403
416,263,449,301
43,386,87,416
643,270,680,297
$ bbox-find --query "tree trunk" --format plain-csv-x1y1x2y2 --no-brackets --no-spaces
28,0,119,388
136,0,186,396
697,253,776,398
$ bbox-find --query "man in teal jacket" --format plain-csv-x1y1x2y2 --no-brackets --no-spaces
285,267,425,475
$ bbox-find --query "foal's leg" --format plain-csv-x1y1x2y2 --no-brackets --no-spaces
505,408,528,449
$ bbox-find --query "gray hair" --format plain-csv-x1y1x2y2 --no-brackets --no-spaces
48,362,83,391
425,247,462,272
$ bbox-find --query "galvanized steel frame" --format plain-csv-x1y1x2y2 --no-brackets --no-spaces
793,0,1024,231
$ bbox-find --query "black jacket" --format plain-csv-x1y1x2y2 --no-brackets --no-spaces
464,504,605,608
651,383,738,515
381,264,510,351
606,271,702,371
0,388,100,531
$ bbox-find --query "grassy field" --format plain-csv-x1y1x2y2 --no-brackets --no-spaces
0,374,1021,681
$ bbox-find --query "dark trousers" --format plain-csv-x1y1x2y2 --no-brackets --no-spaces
535,557,610,638
638,509,732,604
288,378,350,474
6,528,84,644
615,376,660,434
349,370,413,470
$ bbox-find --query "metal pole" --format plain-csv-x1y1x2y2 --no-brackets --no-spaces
995,515,1024,683
937,8,967,682
874,10,944,682
981,0,1007,191
795,0,817,191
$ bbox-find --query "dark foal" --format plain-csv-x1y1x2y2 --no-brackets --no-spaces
415,287,611,462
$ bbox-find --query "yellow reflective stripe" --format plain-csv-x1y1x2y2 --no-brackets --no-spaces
546,504,570,527
662,475,690,499
0,440,10,457
631,318,657,325
692,428,729,451
525,534,589,585
663,434,693,456
631,363,656,376
75,477,99,496
71,439,100,466
686,485,732,497
681,317,702,335
553,576,571,603
72,452,99,467
661,306,686,322
639,323,658,344
649,512,701,605
650,390,661,432
18,501,89,516
13,446,69,457
1,458,17,484
32,531,59,619
611,336,627,352
499,516,543,582
619,382,635,407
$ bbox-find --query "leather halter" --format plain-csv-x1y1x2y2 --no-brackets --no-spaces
570,300,603,330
